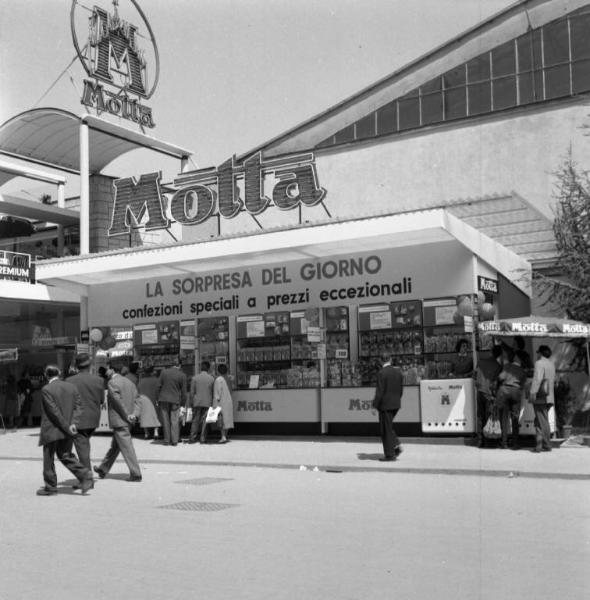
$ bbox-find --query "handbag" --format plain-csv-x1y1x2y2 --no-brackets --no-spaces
206,406,221,424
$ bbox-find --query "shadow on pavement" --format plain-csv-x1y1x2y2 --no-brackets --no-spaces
356,452,383,461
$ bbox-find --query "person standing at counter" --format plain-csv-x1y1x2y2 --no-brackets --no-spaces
474,345,503,448
372,355,404,462
496,348,526,450
450,338,474,378
137,365,161,440
187,361,214,444
157,356,187,446
208,363,234,444
529,345,555,452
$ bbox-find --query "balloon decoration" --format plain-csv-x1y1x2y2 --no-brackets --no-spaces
100,335,117,350
479,302,496,321
456,296,473,317
89,328,103,343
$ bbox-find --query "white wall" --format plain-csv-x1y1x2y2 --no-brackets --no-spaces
211,101,590,236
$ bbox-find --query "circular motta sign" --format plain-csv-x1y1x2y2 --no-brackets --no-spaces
70,0,159,100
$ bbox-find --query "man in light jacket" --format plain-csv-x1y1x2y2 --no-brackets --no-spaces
94,365,142,481
529,345,556,452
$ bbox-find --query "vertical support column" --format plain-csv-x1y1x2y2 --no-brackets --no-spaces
471,254,479,431
80,295,89,333
319,308,327,434
471,254,478,367
79,121,90,255
56,182,65,256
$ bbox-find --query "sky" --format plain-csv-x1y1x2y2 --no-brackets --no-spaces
0,0,517,190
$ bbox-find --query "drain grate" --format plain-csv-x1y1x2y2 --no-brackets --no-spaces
158,501,237,512
176,477,233,486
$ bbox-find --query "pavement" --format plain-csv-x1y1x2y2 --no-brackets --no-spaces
1,428,589,600
1,426,589,481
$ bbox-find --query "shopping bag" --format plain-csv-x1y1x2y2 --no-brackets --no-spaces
206,406,221,424
483,414,502,439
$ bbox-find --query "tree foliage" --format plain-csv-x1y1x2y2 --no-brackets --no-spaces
534,153,590,323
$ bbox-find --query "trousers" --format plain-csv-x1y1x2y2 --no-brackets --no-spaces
97,426,141,478
159,402,180,444
73,428,96,471
42,438,91,490
533,403,552,450
189,406,209,441
497,387,522,446
378,408,400,458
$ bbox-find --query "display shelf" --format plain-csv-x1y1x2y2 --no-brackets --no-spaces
236,312,292,389
198,316,229,368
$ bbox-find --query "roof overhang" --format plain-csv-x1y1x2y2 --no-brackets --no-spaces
1,280,79,303
0,108,192,175
0,193,79,226
0,159,67,187
35,208,532,297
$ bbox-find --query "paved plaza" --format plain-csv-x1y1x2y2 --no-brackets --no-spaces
1,428,589,600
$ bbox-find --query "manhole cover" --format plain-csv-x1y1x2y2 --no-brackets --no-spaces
158,501,237,512
176,477,233,486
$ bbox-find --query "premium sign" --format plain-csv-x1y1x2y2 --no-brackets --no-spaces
72,0,158,127
108,152,327,235
0,250,34,283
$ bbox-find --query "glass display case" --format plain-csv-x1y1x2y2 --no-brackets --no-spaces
422,297,474,378
133,320,181,370
197,316,229,368
358,301,425,386
236,312,291,389
324,306,363,387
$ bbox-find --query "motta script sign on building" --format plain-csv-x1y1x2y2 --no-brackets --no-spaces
108,152,327,235
71,0,159,128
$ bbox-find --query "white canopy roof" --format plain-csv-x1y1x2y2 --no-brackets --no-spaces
35,208,532,298
0,108,192,174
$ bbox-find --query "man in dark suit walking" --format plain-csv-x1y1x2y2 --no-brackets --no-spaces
94,365,142,482
67,353,104,471
37,365,93,496
157,356,187,446
372,356,404,461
